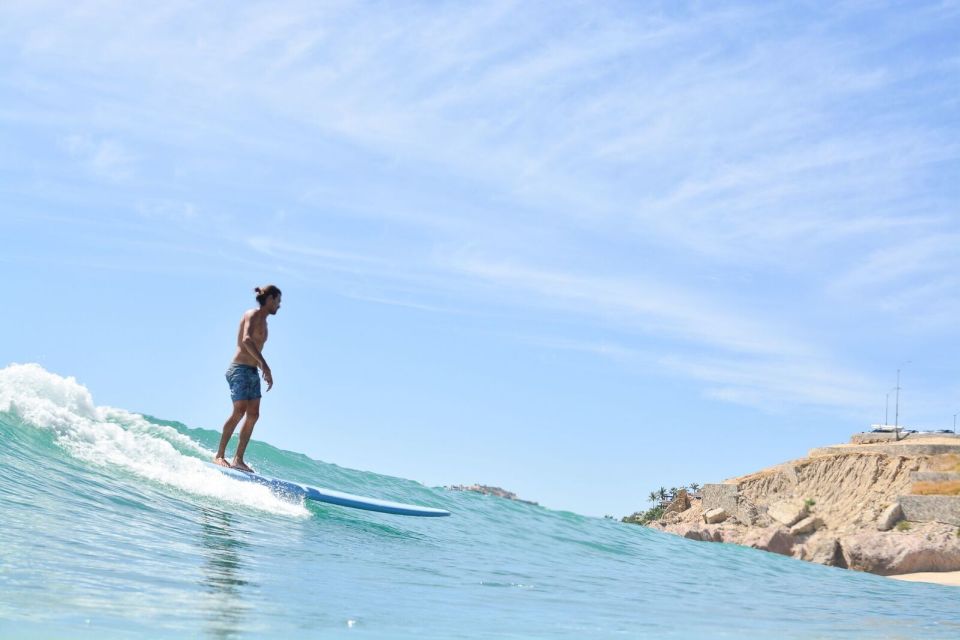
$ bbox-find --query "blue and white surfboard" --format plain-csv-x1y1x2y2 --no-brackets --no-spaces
207,463,451,517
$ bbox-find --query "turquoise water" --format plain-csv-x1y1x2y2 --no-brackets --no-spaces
1,364,959,639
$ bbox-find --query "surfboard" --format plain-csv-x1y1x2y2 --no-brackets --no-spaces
206,462,451,517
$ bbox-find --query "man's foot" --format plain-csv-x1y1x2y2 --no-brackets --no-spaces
213,456,232,468
231,459,255,473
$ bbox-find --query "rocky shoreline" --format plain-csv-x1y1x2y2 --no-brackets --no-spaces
447,484,539,505
626,435,960,583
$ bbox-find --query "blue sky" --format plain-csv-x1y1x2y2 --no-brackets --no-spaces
2,1,959,517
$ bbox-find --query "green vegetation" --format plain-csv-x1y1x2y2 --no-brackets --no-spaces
896,520,912,532
804,498,816,508
622,505,665,525
623,482,701,525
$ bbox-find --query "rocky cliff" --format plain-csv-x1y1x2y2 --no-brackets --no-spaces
447,484,539,505
636,439,960,576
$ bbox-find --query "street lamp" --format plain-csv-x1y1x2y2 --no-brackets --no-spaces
885,388,897,427
894,361,911,441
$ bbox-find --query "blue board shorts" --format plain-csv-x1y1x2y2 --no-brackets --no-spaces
225,363,261,402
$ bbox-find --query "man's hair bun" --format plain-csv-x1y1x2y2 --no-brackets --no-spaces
254,284,282,306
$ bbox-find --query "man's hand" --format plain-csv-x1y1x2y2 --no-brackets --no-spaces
262,366,273,391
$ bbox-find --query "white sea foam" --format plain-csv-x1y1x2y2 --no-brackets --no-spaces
0,363,308,517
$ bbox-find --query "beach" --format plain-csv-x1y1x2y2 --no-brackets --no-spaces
890,571,960,587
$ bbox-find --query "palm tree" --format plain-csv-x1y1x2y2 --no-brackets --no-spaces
668,487,679,500
657,487,668,503
648,491,659,505
689,482,701,493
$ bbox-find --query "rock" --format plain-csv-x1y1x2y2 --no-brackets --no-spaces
704,507,728,524
899,495,960,526
742,526,796,556
447,484,539,505
662,490,691,517
767,500,809,527
912,471,960,482
737,498,761,526
790,516,823,536
661,512,681,524
683,529,704,541
840,525,960,575
801,536,846,567
876,503,903,531
702,483,739,513
703,527,725,542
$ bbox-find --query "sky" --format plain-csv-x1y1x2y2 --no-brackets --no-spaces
1,0,959,517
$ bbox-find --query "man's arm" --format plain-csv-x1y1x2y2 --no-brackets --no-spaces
240,313,273,391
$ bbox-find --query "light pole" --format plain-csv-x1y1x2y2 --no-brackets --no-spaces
885,388,896,426
894,361,911,441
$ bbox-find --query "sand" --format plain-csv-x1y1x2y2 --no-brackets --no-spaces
889,571,960,587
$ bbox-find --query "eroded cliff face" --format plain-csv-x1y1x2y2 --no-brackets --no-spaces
734,453,920,534
646,452,960,576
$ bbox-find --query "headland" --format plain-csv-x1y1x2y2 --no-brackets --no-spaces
625,431,960,587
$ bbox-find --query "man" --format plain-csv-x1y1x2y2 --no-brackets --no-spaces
214,284,282,472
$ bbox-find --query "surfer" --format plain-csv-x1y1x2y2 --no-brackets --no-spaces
214,284,282,473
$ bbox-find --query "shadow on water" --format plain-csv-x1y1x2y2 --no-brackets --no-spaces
305,500,431,542
198,508,257,640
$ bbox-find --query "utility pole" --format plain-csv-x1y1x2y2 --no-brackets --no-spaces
894,361,911,441
895,369,901,441
885,389,895,426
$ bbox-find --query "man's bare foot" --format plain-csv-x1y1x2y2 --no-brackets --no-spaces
213,456,231,468
231,459,255,473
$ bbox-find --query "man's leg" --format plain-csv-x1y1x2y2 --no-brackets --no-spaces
214,400,249,467
231,397,261,472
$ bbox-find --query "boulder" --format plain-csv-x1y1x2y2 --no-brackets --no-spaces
840,525,960,575
703,508,728,524
899,495,960,526
767,500,809,527
702,483,739,513
800,536,846,567
876,503,903,531
657,521,729,544
741,526,796,556
683,528,704,541
703,527,725,542
789,516,823,536
662,490,691,517
737,498,761,526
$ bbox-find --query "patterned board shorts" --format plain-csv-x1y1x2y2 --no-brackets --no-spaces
225,363,261,402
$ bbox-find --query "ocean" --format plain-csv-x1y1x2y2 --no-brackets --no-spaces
1,363,958,639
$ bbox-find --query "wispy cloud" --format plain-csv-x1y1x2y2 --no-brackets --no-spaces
62,134,136,181
452,258,810,357
833,234,960,292
661,353,875,413
136,199,198,223
827,231,960,329
3,0,958,417
517,335,652,364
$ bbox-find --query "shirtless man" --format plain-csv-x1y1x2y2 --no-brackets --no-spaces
214,284,282,472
